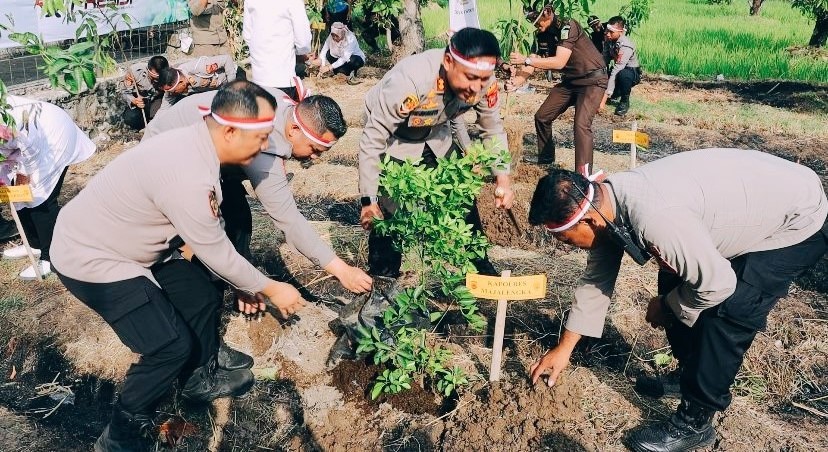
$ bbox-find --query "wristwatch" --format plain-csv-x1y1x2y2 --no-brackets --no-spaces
524,57,532,67
360,196,377,207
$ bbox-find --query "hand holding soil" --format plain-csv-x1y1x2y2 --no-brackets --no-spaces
261,281,306,318
645,296,674,329
530,346,572,387
494,179,515,209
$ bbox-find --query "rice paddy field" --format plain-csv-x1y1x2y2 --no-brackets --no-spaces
420,0,828,83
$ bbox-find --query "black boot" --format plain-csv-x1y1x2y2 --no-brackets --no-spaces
180,357,254,403
0,217,19,241
217,343,254,371
615,95,630,116
634,368,682,399
625,399,716,452
94,402,154,452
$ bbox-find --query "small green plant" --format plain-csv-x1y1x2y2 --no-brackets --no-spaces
653,352,673,368
0,79,16,148
367,0,403,50
356,139,509,400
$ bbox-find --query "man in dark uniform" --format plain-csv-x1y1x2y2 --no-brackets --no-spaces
587,15,605,52
508,4,608,175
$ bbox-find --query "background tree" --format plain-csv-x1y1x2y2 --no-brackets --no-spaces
392,0,425,61
792,0,828,46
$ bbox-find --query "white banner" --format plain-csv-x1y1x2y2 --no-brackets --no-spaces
449,0,480,33
0,0,190,50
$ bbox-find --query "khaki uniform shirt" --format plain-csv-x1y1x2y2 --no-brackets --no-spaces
118,62,159,105
557,19,606,79
141,90,337,268
358,48,508,198
189,0,228,46
603,34,640,96
51,122,270,294
157,55,238,116
568,148,828,338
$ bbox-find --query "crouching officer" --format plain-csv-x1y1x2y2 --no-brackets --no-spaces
508,4,607,174
143,83,373,294
358,27,514,277
599,16,642,116
156,54,239,116
527,149,828,452
119,55,168,130
51,80,307,451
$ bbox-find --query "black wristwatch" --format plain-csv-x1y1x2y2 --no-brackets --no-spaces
360,196,377,207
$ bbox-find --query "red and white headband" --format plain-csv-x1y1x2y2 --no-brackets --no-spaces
545,164,605,233
281,77,336,148
163,70,182,92
606,23,625,32
198,105,275,130
449,45,496,71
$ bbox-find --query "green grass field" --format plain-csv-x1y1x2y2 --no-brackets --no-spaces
420,0,827,83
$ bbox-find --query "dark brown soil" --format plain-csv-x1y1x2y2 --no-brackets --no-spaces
330,359,442,416
246,311,282,356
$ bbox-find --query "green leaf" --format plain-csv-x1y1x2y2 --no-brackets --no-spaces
68,41,96,55
370,382,384,400
81,67,95,90
654,353,673,368
429,311,443,322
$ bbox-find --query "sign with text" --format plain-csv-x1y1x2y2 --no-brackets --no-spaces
466,273,547,301
613,129,649,148
0,185,33,203
0,0,189,50
449,0,480,33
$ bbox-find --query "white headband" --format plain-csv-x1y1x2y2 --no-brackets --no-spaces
164,70,181,92
449,45,497,71
606,23,625,32
545,164,605,233
198,105,275,130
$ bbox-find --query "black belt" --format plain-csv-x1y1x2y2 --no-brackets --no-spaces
563,67,607,82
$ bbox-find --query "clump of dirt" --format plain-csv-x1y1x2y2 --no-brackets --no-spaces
478,184,533,248
442,374,587,449
330,359,443,415
247,312,283,356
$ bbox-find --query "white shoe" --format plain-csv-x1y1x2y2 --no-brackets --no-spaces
19,260,51,281
3,244,40,260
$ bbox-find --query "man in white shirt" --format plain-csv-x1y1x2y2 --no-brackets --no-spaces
243,0,312,100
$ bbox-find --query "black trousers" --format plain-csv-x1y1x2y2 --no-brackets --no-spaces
122,97,163,131
658,227,828,411
17,167,67,262
56,259,222,414
325,52,364,75
612,67,641,98
367,145,490,277
219,165,253,260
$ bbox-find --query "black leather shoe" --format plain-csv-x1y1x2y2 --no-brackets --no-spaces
180,357,254,403
217,343,254,371
625,400,716,452
615,96,630,116
94,402,154,452
0,218,19,241
634,369,682,399
521,154,556,166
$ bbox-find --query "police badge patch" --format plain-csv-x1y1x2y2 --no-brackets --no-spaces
399,94,419,116
560,25,570,40
209,189,220,218
485,82,499,108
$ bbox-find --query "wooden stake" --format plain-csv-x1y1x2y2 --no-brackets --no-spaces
7,201,42,280
489,269,511,382
630,120,638,169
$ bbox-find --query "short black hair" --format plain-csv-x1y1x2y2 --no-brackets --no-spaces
296,95,347,139
448,27,500,60
528,169,601,226
147,55,169,73
158,67,181,88
211,79,277,119
524,2,554,22
607,16,626,28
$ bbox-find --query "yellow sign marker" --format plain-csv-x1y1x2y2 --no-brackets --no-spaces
613,129,649,148
0,185,33,203
465,273,547,301
311,21,326,30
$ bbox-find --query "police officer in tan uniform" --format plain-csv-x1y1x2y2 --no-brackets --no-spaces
156,54,239,116
119,56,168,130
52,80,306,451
143,85,373,294
358,27,514,277
187,0,231,57
527,149,828,452
509,4,608,175
598,16,642,116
